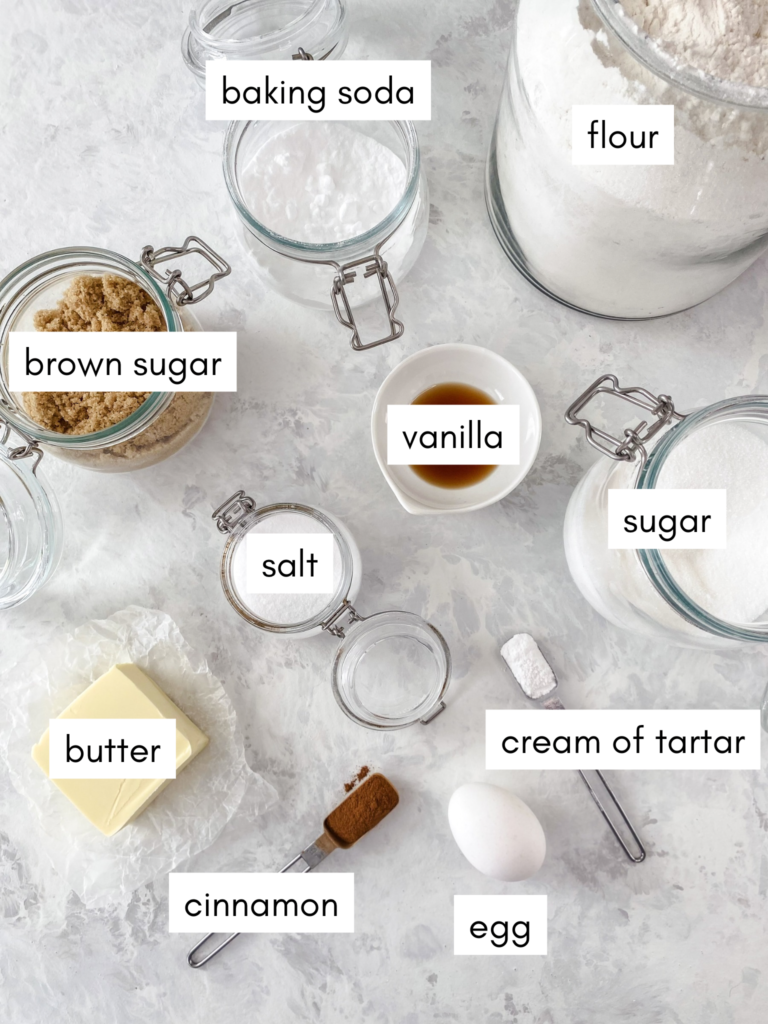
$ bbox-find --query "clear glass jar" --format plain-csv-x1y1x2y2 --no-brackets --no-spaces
213,491,451,728
0,238,229,472
487,0,768,319
182,0,348,83
223,119,429,349
563,375,768,648
0,419,62,609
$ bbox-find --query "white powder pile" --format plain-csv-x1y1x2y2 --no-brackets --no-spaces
241,122,407,244
623,0,768,88
501,633,558,699
496,0,768,317
232,512,342,625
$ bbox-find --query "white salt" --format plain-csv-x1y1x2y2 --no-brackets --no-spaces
232,511,342,626
501,633,558,699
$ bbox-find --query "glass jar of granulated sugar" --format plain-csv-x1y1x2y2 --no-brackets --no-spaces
564,375,768,649
223,119,429,350
0,237,230,472
213,492,451,728
182,0,348,83
487,0,768,319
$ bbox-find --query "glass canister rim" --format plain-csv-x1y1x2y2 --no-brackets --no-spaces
222,119,422,261
330,609,451,730
592,0,768,111
0,246,178,450
635,394,768,642
182,0,348,80
219,500,357,634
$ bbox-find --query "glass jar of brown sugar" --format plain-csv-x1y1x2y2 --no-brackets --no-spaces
0,236,230,472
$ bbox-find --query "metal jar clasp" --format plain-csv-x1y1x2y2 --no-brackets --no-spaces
331,253,404,351
565,374,684,465
140,236,231,306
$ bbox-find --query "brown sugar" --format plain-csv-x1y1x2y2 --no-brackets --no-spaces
23,273,162,435
325,773,399,848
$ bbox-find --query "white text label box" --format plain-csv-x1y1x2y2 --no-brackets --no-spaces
245,533,336,594
572,105,674,165
48,719,177,779
607,488,727,549
387,405,520,465
454,895,547,956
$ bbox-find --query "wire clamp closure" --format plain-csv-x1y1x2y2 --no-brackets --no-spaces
323,600,363,638
0,415,44,475
331,254,404,351
140,235,231,306
565,373,684,465
212,490,256,534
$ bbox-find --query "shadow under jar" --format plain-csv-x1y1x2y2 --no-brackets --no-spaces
223,119,429,349
0,238,230,472
213,491,451,728
564,375,768,649
486,0,768,319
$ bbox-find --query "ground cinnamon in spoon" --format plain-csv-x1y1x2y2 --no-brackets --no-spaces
325,773,399,847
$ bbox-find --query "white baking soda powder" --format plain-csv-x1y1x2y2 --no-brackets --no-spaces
241,122,407,244
232,512,343,625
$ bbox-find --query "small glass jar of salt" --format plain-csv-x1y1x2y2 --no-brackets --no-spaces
223,119,429,350
213,491,450,727
563,375,768,649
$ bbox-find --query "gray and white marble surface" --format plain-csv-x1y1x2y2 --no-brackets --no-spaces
1,2,767,1022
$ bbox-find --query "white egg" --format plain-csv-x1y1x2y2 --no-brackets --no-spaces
448,782,546,882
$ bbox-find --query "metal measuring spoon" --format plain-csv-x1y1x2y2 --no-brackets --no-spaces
187,773,399,967
500,634,646,864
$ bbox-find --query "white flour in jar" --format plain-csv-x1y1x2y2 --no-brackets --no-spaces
232,512,343,625
611,422,768,627
495,0,768,316
240,122,407,243
623,0,768,88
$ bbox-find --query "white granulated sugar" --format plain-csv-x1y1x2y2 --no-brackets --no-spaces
656,423,768,623
501,633,558,699
232,512,342,625
496,0,768,317
622,0,768,88
241,122,407,244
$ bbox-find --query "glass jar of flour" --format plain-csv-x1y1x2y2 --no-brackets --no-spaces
487,0,768,319
182,0,348,83
223,119,429,349
563,375,768,648
0,237,230,471
213,491,451,728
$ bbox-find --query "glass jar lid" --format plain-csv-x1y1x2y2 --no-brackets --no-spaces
0,418,62,609
214,490,451,727
182,0,349,82
332,611,450,730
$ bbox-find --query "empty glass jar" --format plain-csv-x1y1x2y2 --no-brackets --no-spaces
487,0,768,318
564,374,768,648
213,491,451,728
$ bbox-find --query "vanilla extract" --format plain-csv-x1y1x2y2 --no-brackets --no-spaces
410,382,498,489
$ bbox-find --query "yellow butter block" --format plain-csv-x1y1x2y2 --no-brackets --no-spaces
32,663,208,837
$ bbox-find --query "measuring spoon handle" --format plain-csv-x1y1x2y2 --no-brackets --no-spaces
578,768,646,863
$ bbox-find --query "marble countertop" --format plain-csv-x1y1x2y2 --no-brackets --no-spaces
1,2,767,1022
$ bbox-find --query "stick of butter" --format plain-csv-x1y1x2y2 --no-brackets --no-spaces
32,663,209,837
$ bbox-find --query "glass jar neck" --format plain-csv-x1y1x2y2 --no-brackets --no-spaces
0,247,179,450
635,396,768,642
591,0,768,111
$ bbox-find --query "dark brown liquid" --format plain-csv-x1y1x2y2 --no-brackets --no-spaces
410,382,498,489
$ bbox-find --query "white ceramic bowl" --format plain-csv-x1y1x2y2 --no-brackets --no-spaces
371,344,542,514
